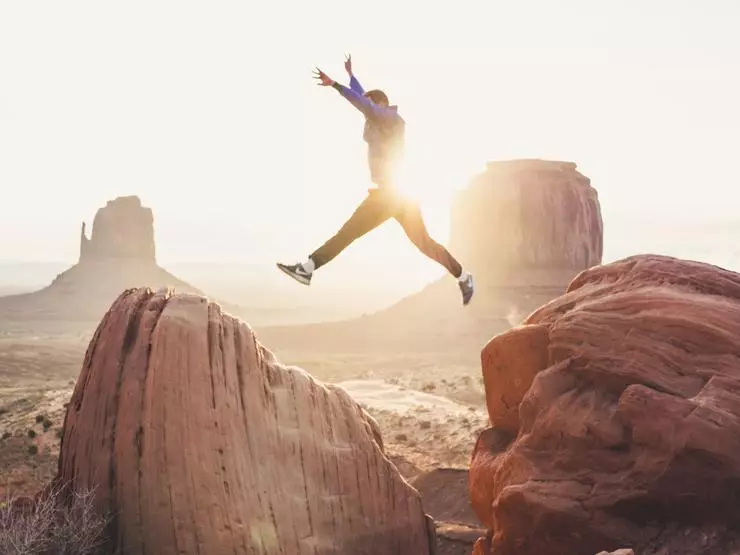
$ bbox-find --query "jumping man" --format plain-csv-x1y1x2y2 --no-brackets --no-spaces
277,55,474,305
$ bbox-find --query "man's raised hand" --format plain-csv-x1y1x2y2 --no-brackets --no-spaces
313,67,335,87
344,53,353,76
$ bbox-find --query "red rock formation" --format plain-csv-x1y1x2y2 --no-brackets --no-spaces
0,197,201,323
469,254,740,555
449,159,603,287
79,196,156,263
55,288,435,555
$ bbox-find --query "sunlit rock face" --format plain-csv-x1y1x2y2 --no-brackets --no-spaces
448,159,603,287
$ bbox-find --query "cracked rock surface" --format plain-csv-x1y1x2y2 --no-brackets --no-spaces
55,287,434,555
469,254,740,555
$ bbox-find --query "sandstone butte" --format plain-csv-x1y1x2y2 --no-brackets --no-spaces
0,196,200,323
52,287,435,555
448,159,603,288
470,254,740,555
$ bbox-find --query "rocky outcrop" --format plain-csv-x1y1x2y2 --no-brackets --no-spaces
469,254,740,555
79,196,156,263
55,288,434,555
0,197,201,324
449,159,602,287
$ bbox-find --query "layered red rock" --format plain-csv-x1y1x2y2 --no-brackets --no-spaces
55,288,434,555
449,159,603,287
469,254,740,555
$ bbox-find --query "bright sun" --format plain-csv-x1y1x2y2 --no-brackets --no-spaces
391,144,477,249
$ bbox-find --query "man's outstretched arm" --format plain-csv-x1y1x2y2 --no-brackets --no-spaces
331,82,388,118
314,66,391,119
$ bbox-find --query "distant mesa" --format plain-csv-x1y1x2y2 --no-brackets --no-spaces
449,159,603,287
0,195,200,323
78,195,156,263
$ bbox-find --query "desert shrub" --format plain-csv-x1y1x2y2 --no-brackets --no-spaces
421,381,437,392
28,445,38,456
42,420,53,432
1,432,10,440
55,429,64,441
0,484,110,555
27,430,36,439
35,415,44,424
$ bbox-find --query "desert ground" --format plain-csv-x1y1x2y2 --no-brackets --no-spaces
0,316,490,488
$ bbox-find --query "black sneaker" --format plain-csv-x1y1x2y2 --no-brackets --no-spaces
277,262,312,286
459,273,474,305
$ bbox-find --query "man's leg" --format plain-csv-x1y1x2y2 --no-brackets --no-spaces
395,200,475,305
277,190,394,285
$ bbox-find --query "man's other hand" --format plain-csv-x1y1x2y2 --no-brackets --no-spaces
313,68,335,86
344,53,353,75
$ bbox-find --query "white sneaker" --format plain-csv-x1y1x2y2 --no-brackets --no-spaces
276,262,312,286
459,273,474,305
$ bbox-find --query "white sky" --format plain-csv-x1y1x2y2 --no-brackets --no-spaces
1,1,739,282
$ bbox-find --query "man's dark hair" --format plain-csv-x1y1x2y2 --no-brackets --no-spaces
364,89,389,106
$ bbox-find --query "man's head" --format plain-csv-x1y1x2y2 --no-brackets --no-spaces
364,89,389,107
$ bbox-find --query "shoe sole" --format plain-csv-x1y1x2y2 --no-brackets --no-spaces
276,263,311,286
462,277,474,306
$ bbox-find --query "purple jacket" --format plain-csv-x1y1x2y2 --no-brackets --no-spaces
332,75,405,187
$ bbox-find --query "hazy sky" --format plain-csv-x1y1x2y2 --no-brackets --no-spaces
1,1,739,281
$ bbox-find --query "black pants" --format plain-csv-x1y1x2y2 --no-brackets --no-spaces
309,188,463,277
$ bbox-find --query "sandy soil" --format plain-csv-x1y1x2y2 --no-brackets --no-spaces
0,339,488,493
0,387,70,499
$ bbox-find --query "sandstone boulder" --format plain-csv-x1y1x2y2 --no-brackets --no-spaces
449,159,603,287
469,254,740,555
55,288,434,554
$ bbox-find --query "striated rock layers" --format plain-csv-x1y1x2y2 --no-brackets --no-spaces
0,196,199,323
449,159,603,287
54,288,435,555
469,254,740,555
